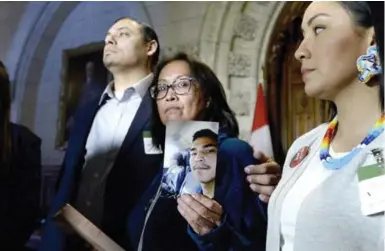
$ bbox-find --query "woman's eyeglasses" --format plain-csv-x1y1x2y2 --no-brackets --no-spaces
150,77,197,100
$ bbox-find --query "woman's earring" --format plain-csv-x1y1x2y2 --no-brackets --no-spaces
357,45,382,84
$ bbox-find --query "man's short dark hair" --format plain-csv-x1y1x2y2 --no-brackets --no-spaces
192,129,218,143
114,17,160,70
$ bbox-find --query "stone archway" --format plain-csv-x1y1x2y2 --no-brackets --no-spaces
11,2,153,129
199,1,329,164
9,1,316,164
198,1,286,143
11,2,80,126
13,1,272,161
11,2,152,164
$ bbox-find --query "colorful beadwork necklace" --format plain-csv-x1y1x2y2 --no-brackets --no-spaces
320,114,385,170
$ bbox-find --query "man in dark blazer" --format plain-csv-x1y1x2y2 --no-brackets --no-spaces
39,17,163,251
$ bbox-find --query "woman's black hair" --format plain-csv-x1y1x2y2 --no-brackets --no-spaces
150,52,239,149
327,2,384,119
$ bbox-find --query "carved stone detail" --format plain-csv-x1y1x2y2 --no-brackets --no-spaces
234,14,258,41
255,2,270,7
229,90,251,116
228,53,252,77
161,43,200,60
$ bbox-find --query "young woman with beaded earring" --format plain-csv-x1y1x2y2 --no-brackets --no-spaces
245,2,384,251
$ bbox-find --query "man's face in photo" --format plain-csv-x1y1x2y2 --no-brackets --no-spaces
190,136,217,184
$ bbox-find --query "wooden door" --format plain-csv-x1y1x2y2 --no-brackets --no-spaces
265,2,329,165
283,31,329,151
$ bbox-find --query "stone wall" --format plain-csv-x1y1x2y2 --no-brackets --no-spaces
2,1,285,165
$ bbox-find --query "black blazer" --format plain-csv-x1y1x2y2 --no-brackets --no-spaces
39,91,164,251
0,123,41,250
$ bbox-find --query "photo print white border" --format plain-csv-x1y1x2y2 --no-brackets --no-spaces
161,120,219,198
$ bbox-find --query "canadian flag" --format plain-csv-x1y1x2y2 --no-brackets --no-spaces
249,83,274,159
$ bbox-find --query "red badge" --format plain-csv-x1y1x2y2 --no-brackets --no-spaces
290,146,310,168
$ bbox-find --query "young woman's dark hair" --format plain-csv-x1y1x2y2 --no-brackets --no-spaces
366,1,384,76
150,52,239,148
327,1,384,120
0,60,11,168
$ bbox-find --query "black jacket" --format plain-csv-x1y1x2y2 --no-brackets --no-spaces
39,91,163,251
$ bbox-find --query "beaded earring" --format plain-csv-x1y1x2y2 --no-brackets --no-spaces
357,45,382,84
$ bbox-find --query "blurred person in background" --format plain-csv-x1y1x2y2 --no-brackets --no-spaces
0,60,42,250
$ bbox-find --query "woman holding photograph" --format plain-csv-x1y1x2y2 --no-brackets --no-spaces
126,52,276,251
245,2,384,251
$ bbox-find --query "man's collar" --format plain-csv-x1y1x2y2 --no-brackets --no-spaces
98,73,153,105
134,73,153,98
98,82,114,105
